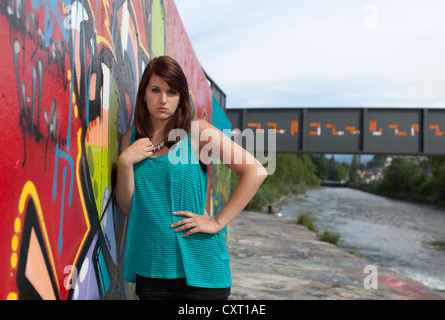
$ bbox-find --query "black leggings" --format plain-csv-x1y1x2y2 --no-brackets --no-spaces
135,275,231,300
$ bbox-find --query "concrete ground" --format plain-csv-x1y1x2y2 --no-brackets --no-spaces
227,211,445,300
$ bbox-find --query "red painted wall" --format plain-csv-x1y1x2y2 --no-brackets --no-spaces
0,0,215,300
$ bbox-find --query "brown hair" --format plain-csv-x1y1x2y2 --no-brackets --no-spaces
133,56,194,147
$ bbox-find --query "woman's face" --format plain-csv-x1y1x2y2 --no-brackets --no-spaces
144,73,180,123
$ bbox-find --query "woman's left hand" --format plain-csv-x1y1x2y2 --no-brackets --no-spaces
171,211,222,237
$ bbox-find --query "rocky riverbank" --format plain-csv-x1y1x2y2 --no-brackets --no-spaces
227,210,445,300
266,193,307,215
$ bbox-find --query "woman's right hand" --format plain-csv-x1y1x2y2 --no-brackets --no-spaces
119,137,154,166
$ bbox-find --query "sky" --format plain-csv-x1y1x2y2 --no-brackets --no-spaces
175,0,445,109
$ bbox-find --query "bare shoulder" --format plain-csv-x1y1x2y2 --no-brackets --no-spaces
195,118,222,135
194,118,220,140
120,128,134,153
196,118,213,131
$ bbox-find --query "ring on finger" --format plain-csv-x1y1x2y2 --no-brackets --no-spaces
189,222,193,228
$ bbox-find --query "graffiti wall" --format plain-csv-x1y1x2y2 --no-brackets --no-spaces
209,95,232,243
0,0,230,300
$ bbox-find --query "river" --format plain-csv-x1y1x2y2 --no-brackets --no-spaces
280,187,445,292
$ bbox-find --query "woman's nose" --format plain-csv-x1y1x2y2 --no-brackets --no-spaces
160,92,167,103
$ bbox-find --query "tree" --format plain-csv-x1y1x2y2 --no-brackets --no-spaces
371,156,428,200
309,154,328,180
429,157,445,205
347,154,362,187
235,153,320,212
327,156,337,180
367,155,387,168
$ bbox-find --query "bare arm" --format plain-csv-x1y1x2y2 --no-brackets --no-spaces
115,130,154,215
200,120,267,229
171,119,267,236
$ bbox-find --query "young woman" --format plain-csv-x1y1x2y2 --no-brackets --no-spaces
115,56,266,300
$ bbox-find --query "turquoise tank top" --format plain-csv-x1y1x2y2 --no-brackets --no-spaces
123,128,231,288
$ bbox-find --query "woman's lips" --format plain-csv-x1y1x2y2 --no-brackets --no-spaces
157,107,168,112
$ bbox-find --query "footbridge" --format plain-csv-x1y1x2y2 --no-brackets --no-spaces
226,108,445,156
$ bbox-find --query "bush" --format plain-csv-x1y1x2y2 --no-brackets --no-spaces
244,184,279,212
319,228,341,246
232,153,320,213
297,209,318,232
297,209,341,246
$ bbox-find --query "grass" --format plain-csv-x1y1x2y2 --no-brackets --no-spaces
297,209,341,247
319,228,341,247
297,209,318,232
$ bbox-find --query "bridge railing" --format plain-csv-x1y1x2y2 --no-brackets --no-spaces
226,107,445,156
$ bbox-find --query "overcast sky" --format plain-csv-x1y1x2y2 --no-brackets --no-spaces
175,0,445,109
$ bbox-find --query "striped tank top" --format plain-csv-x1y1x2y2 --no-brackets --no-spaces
123,128,231,288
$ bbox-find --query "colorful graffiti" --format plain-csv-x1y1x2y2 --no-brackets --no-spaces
0,0,230,300
208,95,232,243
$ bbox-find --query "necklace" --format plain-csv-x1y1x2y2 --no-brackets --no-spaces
152,140,165,152
150,127,165,152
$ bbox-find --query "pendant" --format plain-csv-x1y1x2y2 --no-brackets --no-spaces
152,141,165,152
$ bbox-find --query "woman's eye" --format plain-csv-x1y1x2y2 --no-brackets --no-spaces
152,88,160,92
168,90,177,95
